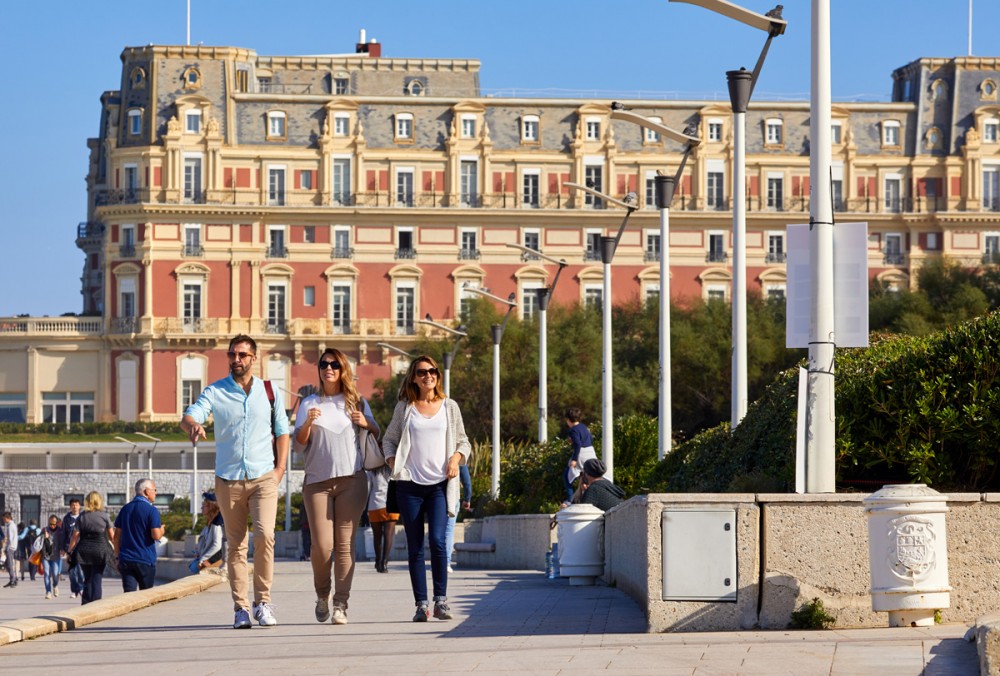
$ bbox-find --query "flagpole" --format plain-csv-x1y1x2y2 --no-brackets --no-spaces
187,0,191,46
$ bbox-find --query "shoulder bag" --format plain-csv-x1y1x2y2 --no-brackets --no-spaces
358,397,386,470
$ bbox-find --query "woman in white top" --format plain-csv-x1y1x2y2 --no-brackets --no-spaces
293,348,379,626
383,355,470,622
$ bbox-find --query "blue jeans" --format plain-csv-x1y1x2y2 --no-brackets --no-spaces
43,558,62,594
444,499,459,565
69,558,84,594
80,563,104,604
119,560,156,592
395,480,449,605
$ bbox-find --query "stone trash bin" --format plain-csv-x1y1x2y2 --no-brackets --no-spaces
555,504,605,586
864,484,951,627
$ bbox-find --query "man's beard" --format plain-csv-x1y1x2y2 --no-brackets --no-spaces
230,363,248,377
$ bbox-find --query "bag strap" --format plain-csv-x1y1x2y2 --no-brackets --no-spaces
263,380,277,463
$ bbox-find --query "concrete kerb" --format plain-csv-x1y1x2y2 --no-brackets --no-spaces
973,613,1000,676
0,569,225,647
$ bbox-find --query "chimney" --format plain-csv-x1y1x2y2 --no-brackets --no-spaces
356,28,382,57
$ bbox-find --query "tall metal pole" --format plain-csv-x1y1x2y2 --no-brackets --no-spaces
186,0,191,46
538,290,549,443
655,176,676,459
491,325,502,497
192,443,199,529
442,351,453,397
600,236,616,482
808,0,836,492
728,69,751,428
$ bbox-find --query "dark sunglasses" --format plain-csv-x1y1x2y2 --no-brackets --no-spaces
319,360,342,371
227,351,254,360
415,367,439,378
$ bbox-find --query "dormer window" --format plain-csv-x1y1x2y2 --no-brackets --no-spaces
985,118,999,143
334,113,350,137
182,66,202,90
765,118,783,146
267,111,286,140
395,113,414,142
404,79,425,96
521,115,540,144
127,109,142,136
882,120,901,147
707,118,723,142
461,114,476,139
982,79,998,101
130,67,146,89
185,110,202,134
831,121,842,144
644,116,662,143
585,117,601,141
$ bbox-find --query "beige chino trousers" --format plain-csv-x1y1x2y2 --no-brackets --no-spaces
215,472,278,611
303,470,368,607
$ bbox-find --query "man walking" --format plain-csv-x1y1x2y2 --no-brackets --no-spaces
3,513,18,587
61,498,84,597
181,334,289,629
113,478,165,591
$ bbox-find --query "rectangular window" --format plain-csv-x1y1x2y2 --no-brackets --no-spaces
181,380,202,411
120,287,136,318
0,393,27,423
304,286,315,307
182,283,202,330
831,122,842,144
767,233,785,263
395,286,415,334
41,392,95,427
124,165,139,197
521,285,541,320
708,121,723,142
460,161,478,206
334,78,349,95
884,176,902,212
584,286,603,312
984,233,1000,264
268,227,287,258
706,287,727,302
396,114,413,140
584,230,602,261
334,114,349,137
185,110,202,134
645,176,656,210
183,157,203,202
522,116,539,142
883,121,900,146
986,120,999,143
461,116,476,138
584,166,603,208
128,109,142,136
586,119,600,141
522,229,540,260
235,66,250,93
460,230,479,259
121,224,136,253
396,169,414,207
333,227,352,258
183,225,202,257
268,167,286,205
645,117,662,143
767,176,784,211
884,233,904,265
926,233,939,250
832,179,844,211
303,225,315,243
300,171,313,191
267,284,287,333
268,111,286,139
707,172,725,210
331,284,352,334
522,172,540,208
766,119,783,145
645,231,661,262
708,233,726,262
396,228,415,259
984,167,1000,211
332,158,351,206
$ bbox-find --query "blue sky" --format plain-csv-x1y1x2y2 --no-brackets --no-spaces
1,0,995,316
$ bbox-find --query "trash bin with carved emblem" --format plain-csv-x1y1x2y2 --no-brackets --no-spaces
864,484,950,627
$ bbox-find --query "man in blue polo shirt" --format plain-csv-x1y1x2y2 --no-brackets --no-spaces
181,334,290,630
113,478,165,592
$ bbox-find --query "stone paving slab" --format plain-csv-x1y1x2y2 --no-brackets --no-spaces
0,561,982,675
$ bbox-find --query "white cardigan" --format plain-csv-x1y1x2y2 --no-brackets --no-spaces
382,398,471,516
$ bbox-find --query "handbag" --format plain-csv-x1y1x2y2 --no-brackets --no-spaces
358,397,386,470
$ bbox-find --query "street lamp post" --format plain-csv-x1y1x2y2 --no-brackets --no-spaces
504,243,567,443
416,315,468,397
463,285,517,497
670,0,787,429
608,108,700,460
134,432,160,483
564,183,638,483
114,436,136,499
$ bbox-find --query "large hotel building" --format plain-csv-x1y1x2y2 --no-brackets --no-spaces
2,38,1000,425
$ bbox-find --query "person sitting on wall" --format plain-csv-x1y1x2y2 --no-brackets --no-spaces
579,459,625,512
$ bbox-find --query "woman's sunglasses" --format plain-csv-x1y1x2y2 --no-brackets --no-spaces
319,360,342,371
415,367,439,378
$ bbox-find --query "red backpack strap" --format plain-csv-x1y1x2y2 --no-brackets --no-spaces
262,380,277,464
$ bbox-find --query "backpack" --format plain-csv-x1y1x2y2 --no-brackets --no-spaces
263,380,278,467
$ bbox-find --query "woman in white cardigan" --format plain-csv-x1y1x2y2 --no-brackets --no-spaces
383,355,470,622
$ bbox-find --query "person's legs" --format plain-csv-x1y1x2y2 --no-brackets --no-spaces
81,563,103,604
370,521,385,572
395,481,428,605
120,560,139,592
5,548,16,585
247,472,278,606
216,476,251,612
43,559,54,594
425,481,450,601
331,471,368,608
69,559,84,595
303,479,334,600
137,562,156,590
49,558,62,595
444,506,457,568
382,520,397,570
564,465,576,503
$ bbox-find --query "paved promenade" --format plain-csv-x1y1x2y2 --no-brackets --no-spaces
0,561,980,675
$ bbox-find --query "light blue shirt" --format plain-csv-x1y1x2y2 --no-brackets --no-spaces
185,375,290,481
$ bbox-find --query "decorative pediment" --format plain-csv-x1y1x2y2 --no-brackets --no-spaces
698,267,732,283
173,262,210,278
113,262,142,277
576,265,604,282
452,100,486,114
513,265,549,281
261,263,294,278
450,264,485,280
323,263,359,279
388,263,422,279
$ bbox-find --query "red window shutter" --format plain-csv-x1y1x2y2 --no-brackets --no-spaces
422,171,433,191
379,170,389,191
617,175,627,194
235,168,249,188
681,175,691,194
857,177,866,196
749,176,759,197
916,178,926,196
628,174,638,193
224,168,233,188
367,170,377,190
548,174,559,193
561,173,570,194
111,225,119,243
867,177,877,198
918,233,926,249
951,176,961,197
792,176,801,196
294,170,301,190
144,167,149,187
505,172,514,191
493,172,504,192
153,167,162,187
435,171,444,191
115,168,120,189
802,177,810,195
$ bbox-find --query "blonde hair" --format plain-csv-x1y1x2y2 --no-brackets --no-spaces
84,491,104,512
318,348,360,413
397,355,446,404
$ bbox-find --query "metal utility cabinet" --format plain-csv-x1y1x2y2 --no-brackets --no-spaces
662,509,737,602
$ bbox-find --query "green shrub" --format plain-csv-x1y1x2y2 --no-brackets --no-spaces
789,597,835,629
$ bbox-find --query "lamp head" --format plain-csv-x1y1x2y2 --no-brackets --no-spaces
622,192,638,206
425,313,433,321
507,293,516,303
610,101,629,111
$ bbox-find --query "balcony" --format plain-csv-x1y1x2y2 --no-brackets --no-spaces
266,246,289,259
521,249,541,262
706,251,729,263
459,248,481,261
95,189,148,206
395,247,417,260
76,221,104,240
265,320,287,335
583,249,601,262
119,244,136,258
331,246,355,259
331,321,355,336
0,316,102,336
983,252,1000,265
643,250,661,263
765,252,787,264
883,253,906,266
985,199,1000,213
395,322,415,336
183,244,204,257
110,317,140,334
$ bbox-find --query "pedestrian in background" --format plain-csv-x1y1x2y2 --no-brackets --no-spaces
67,491,115,605
2,512,18,588
61,498,84,598
383,355,471,622
367,464,398,574
561,408,596,508
189,491,224,573
444,464,472,572
293,348,377,626
41,515,65,599
182,334,290,629
113,478,165,592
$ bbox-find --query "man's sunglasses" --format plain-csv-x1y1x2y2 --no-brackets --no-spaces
227,351,254,360
415,367,439,377
319,360,342,371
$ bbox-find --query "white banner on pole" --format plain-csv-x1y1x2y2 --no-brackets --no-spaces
795,367,807,494
786,222,870,348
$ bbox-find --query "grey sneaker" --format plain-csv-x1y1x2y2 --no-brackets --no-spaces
413,603,430,622
233,607,252,629
331,604,348,625
253,602,277,627
433,600,453,620
315,597,330,623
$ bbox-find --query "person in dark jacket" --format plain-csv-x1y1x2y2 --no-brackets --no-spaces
580,459,625,512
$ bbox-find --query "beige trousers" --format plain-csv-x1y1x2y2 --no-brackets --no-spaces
303,470,368,607
215,472,278,611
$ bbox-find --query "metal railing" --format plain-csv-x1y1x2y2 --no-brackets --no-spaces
395,247,417,260
76,221,104,240
330,321,355,336
520,250,541,262
706,251,729,263
459,248,481,260
183,244,204,257
643,251,661,263
266,246,289,259
331,246,354,259
119,245,136,258
583,249,601,262
265,320,287,335
110,317,140,334
765,252,787,264
983,252,1000,265
883,253,906,265
95,189,150,206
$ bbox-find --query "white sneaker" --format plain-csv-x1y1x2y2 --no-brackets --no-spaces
315,597,330,623
53,588,59,597
330,605,348,625
447,565,454,573
233,607,252,629
253,602,277,627
45,592,52,599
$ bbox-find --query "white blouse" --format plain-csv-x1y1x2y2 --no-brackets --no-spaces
405,404,448,485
